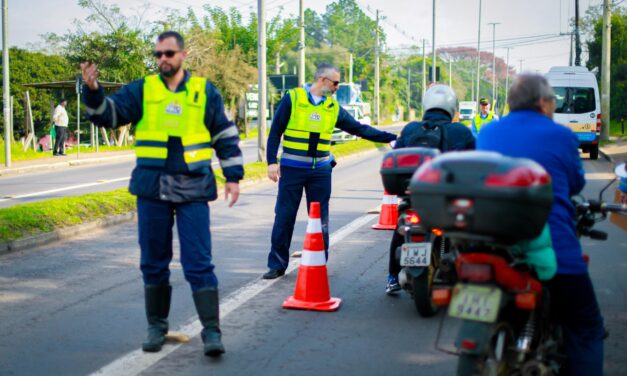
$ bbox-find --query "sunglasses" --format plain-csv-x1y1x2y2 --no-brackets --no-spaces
323,77,340,86
153,50,180,59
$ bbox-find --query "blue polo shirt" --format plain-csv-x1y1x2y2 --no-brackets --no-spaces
477,110,587,275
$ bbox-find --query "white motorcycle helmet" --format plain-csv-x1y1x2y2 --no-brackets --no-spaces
422,84,459,119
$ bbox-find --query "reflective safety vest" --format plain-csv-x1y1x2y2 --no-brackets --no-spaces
473,111,495,133
282,88,340,164
135,75,212,172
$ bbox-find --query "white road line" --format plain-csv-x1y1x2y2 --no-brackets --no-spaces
585,172,616,180
0,177,130,202
90,213,378,376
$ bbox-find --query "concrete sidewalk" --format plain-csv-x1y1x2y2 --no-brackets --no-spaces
0,150,135,177
600,138,627,163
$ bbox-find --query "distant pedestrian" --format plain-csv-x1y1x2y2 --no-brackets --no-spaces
52,99,69,156
80,30,243,357
471,97,498,137
262,63,396,279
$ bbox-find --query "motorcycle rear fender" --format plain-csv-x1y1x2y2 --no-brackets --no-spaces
455,320,494,356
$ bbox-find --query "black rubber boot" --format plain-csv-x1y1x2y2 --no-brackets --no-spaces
142,284,172,352
193,287,225,357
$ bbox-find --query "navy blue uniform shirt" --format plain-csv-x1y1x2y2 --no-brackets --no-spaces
83,71,244,202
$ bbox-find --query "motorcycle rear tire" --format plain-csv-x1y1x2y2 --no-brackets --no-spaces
412,268,438,317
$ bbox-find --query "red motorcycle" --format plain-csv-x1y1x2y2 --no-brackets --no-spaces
409,153,626,375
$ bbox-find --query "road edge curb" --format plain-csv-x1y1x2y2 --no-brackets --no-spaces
0,212,136,256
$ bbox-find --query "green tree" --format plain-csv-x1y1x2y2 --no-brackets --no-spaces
0,48,73,138
586,7,627,119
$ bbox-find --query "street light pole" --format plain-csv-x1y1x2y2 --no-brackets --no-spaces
504,47,511,105
257,0,267,162
298,0,305,87
488,22,500,103
431,0,437,84
375,9,380,125
475,0,482,109
422,39,427,96
600,0,611,141
2,0,10,167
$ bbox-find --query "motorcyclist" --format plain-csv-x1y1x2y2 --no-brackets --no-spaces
477,73,603,375
386,84,475,294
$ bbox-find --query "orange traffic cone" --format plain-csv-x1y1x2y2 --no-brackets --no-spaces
282,202,341,312
371,190,398,230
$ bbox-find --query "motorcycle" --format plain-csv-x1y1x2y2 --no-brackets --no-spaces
379,147,452,317
409,152,626,375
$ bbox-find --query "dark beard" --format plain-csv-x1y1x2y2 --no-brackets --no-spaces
160,64,180,77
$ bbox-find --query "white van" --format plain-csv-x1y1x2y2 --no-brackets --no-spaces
546,66,601,159
459,101,477,127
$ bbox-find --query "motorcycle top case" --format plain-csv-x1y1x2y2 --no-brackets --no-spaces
409,151,553,242
379,147,440,196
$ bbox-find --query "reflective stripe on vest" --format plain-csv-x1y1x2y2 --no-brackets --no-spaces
135,75,211,171
282,88,339,162
473,111,495,133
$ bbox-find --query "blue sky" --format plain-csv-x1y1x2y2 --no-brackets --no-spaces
5,0,615,73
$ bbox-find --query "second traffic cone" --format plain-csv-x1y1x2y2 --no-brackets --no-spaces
282,202,341,312
372,190,398,230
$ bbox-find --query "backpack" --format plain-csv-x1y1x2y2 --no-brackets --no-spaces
403,119,447,150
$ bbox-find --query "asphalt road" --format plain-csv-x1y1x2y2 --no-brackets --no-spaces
0,148,624,376
0,125,403,209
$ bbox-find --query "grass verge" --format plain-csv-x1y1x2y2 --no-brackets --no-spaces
0,139,386,243
0,141,134,164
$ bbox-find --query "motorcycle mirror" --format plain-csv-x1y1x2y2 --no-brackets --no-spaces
614,163,627,179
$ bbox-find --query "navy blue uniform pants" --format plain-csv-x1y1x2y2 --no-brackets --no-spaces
546,273,604,376
267,164,332,270
137,197,218,291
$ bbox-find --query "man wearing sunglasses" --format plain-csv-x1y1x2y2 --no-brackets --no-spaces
80,31,243,357
262,63,397,279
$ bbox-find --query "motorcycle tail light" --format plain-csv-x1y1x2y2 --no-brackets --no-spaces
396,154,421,167
515,292,537,310
432,287,452,306
405,210,421,224
484,166,550,188
459,263,493,282
411,235,426,242
381,155,394,169
582,253,590,265
461,339,477,350
414,166,442,183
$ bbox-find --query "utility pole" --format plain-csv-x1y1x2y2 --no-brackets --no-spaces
407,67,411,116
504,47,511,105
257,0,267,162
375,9,380,125
2,0,10,167
569,32,574,66
298,0,305,87
449,58,452,87
475,0,482,109
422,39,427,96
431,0,437,84
575,0,582,66
600,0,611,141
349,52,353,84
488,22,500,103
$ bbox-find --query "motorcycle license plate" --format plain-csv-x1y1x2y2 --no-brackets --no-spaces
400,242,431,267
448,284,502,323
